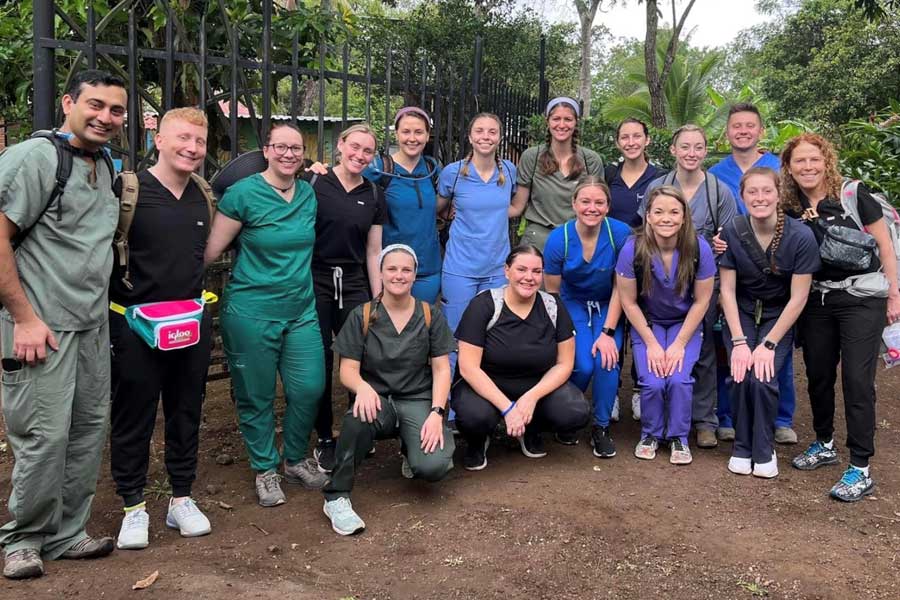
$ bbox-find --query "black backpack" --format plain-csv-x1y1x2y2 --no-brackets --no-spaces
1,129,116,249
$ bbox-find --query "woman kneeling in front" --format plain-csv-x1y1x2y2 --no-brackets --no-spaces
452,245,589,470
322,245,456,536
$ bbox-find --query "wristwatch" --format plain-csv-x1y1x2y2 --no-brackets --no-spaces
430,406,446,416
601,327,616,337
763,338,777,350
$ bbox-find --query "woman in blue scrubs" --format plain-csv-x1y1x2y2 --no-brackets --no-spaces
544,176,631,458
364,106,442,302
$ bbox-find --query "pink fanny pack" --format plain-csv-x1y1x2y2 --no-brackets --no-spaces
113,292,217,351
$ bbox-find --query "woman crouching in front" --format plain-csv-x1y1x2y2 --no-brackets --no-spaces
452,245,589,470
322,244,456,535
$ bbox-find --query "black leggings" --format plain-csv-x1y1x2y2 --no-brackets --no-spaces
451,378,590,442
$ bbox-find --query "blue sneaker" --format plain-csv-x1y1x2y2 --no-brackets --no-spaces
791,441,839,471
323,498,365,536
830,467,874,502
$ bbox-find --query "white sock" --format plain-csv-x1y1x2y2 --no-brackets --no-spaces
822,439,834,450
852,465,870,477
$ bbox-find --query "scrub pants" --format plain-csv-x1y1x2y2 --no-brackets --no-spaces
221,309,325,472
632,321,702,445
313,268,370,442
718,352,796,430
722,311,794,464
452,379,590,446
692,290,720,431
0,320,111,559
324,397,455,500
412,271,441,305
109,311,212,507
565,298,623,428
441,269,507,419
799,290,885,468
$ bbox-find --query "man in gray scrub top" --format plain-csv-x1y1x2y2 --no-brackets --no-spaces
0,70,127,580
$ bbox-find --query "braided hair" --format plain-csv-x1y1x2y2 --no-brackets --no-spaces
461,112,505,187
740,167,785,273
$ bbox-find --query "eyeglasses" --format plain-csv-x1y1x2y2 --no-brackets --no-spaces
266,143,305,156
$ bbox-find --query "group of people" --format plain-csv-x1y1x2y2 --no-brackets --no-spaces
0,69,895,579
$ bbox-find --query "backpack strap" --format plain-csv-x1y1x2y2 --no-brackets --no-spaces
422,300,431,329
663,170,677,186
604,162,620,184
537,290,558,329
189,172,217,227
377,153,394,189
113,170,140,290
840,179,864,230
424,156,441,192
309,173,319,189
705,173,720,232
485,287,505,331
734,215,773,277
362,300,373,338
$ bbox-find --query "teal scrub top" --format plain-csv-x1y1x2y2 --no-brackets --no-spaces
217,173,317,321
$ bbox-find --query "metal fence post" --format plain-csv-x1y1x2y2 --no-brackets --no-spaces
32,0,56,130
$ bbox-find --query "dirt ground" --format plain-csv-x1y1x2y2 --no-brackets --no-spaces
1,350,899,600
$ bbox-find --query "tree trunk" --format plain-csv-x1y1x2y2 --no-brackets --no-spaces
574,1,602,119
644,1,666,128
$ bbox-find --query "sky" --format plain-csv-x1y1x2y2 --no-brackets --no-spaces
528,0,774,49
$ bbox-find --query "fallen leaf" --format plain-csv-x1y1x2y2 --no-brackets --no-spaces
217,501,233,510
592,465,602,472
132,570,159,590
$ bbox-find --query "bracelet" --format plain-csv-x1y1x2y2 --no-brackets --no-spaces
731,335,747,342
732,340,748,346
501,401,517,417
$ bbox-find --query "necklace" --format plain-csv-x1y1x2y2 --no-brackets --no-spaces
262,174,295,194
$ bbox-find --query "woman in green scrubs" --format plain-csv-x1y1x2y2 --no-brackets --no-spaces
205,124,327,508
322,244,456,536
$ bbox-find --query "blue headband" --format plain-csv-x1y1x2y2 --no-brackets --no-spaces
545,96,580,118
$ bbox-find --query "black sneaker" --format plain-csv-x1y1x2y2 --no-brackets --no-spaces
314,438,337,473
554,430,580,445
518,431,547,458
464,437,490,471
591,426,616,458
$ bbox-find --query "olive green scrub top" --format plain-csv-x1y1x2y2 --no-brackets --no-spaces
333,301,456,401
517,145,604,228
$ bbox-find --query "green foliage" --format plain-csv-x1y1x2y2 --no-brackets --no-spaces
736,0,900,127
839,104,900,202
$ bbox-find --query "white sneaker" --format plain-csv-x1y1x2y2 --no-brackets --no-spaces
753,452,779,479
631,392,641,421
166,498,212,537
610,398,620,422
117,507,150,550
728,456,752,475
323,498,365,536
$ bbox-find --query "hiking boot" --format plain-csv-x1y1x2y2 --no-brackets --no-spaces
554,430,579,445
323,497,365,536
117,506,150,550
255,469,286,507
314,438,337,473
774,427,798,445
634,436,658,460
166,497,211,537
753,452,778,479
631,392,641,421
696,429,718,448
284,458,329,489
669,439,693,465
591,426,616,458
3,549,43,580
830,466,875,502
60,536,114,559
728,456,752,475
791,440,839,471
716,427,736,442
401,455,414,479
518,431,547,458
464,437,490,471
610,398,620,422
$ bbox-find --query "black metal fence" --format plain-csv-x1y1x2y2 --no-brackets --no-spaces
32,0,549,174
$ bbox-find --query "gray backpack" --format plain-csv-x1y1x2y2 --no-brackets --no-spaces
484,286,558,331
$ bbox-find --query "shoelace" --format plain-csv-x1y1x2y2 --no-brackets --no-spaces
806,441,826,456
840,468,864,485
640,436,656,447
259,472,281,491
173,499,201,517
123,510,148,530
671,440,685,452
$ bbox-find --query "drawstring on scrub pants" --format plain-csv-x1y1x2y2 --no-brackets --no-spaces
332,266,344,309
586,300,602,327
